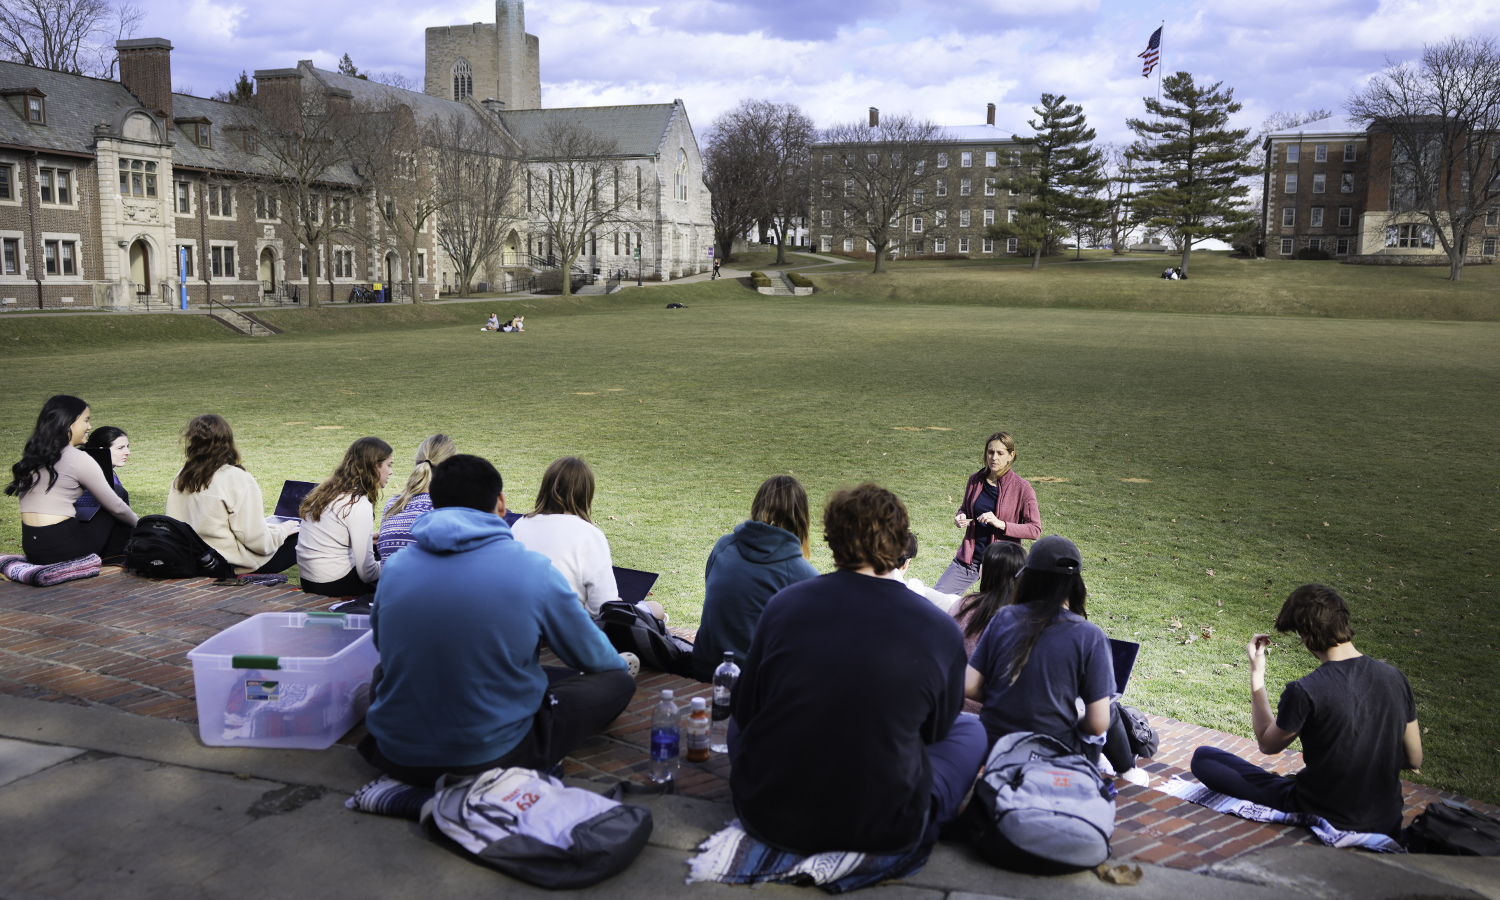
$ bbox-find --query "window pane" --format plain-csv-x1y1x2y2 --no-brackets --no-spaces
145,162,156,173
44,242,57,274
61,243,74,275
132,173,142,196
0,165,9,200
145,175,156,197
131,160,142,171
40,170,51,202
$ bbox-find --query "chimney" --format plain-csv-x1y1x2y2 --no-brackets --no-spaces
480,98,506,115
869,107,879,128
117,38,173,126
253,67,305,112
987,103,996,126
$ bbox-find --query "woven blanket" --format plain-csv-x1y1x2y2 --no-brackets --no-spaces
345,775,434,821
1158,775,1404,853
0,554,102,587
686,820,932,894
237,573,288,587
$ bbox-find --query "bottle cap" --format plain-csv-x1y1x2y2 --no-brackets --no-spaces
661,689,674,700
691,697,706,710
723,651,734,661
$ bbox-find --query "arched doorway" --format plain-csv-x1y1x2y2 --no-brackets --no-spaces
128,240,150,295
385,253,399,300
504,230,520,266
259,248,275,295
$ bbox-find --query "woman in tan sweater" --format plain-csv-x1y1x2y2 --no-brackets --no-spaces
165,414,299,574
6,395,138,564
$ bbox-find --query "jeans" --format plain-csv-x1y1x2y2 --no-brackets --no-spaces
934,558,982,595
302,568,377,597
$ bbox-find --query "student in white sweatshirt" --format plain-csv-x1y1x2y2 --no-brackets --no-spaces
296,436,392,596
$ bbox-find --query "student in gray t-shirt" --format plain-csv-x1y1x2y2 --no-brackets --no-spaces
1190,584,1422,838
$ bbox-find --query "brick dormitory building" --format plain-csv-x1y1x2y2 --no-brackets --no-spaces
1261,115,1499,263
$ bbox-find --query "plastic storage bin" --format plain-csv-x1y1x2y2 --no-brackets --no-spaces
187,611,379,750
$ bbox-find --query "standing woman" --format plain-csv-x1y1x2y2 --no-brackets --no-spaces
77,426,132,511
933,431,1041,596
166,414,300,575
691,475,819,680
296,437,392,596
510,457,625,619
377,434,457,561
6,395,138,564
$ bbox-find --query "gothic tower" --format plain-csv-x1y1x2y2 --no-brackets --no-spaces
424,0,541,109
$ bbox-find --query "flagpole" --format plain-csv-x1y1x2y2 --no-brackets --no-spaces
1155,20,1164,108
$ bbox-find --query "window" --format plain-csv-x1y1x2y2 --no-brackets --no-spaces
242,131,256,154
1314,144,1327,162
1284,173,1298,193
1336,238,1350,256
820,236,831,252
26,96,44,123
842,209,852,227
933,239,946,253
982,238,994,253
43,240,75,275
300,246,318,278
845,179,854,197
636,168,642,209
911,216,923,232
983,209,995,226
843,238,854,252
675,150,689,202
1344,143,1357,162
174,182,191,213
959,209,971,227
937,153,948,168
1341,173,1354,193
985,151,997,167
39,167,70,204
1282,208,1295,226
822,154,832,168
866,240,875,253
333,249,354,278
1339,207,1352,227
958,238,969,253
417,252,425,278
118,159,157,198
1286,145,1299,163
175,244,194,276
1310,207,1324,227
936,179,946,197
195,124,210,148
1308,238,1322,251
913,188,924,204
1007,209,1018,223
984,177,996,196
960,178,971,196
935,210,946,227
330,197,351,226
1487,209,1498,227
960,152,972,167
3,238,18,274
1006,237,1018,253
452,59,472,101
208,185,231,217
1484,237,1497,257
1312,173,1325,193
820,210,831,227
1280,238,1294,255
255,191,278,220
211,245,236,278
821,180,832,198
0,164,11,200
1386,224,1434,249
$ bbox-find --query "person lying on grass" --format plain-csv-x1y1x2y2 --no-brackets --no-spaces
1190,584,1422,839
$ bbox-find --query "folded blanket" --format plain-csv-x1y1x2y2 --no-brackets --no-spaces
1157,775,1404,853
0,554,102,587
237,573,289,587
345,774,434,820
687,820,932,894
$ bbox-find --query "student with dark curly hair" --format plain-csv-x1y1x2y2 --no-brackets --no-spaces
1190,585,1421,838
729,483,986,854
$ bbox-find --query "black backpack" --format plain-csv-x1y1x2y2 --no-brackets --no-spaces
597,600,697,679
124,515,233,579
1119,705,1159,759
1405,801,1500,856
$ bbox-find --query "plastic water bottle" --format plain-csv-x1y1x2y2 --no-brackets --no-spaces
685,697,711,762
709,652,740,754
649,689,680,783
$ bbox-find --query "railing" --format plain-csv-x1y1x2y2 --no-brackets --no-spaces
274,284,300,305
502,273,537,294
604,272,620,293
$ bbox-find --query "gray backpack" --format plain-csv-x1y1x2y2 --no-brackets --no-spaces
972,732,1116,874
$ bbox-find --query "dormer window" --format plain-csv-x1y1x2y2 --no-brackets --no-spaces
27,96,44,123
243,131,256,153
196,124,211,148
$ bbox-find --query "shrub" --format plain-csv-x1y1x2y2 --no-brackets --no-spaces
535,269,565,292
1295,247,1332,261
750,271,772,288
788,272,814,288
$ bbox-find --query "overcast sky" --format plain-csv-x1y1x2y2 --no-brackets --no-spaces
150,0,1499,145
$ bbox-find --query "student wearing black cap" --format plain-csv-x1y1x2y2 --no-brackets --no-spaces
964,535,1146,785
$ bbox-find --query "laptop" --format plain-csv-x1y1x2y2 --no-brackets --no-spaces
612,566,659,606
1110,639,1140,697
268,480,317,524
73,446,117,521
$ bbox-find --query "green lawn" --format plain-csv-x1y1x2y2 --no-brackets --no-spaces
2,270,1497,802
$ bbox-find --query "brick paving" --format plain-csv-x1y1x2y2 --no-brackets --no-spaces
3,569,1496,872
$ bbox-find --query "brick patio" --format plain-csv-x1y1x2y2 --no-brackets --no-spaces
2,569,1494,872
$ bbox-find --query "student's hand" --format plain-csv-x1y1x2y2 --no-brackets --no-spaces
282,521,300,535
1246,634,1271,671
954,513,970,529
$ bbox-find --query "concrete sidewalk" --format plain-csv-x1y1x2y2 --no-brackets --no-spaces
1,693,1495,900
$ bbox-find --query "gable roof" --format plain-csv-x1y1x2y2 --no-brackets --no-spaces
496,104,677,158
1264,115,1368,141
306,65,493,132
0,60,143,156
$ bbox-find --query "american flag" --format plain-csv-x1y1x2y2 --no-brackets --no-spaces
1138,27,1161,78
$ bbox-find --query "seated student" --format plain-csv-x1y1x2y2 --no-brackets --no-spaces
377,434,456,561
502,315,524,332
165,415,300,574
730,483,987,853
296,437,392,596
691,475,818,680
360,454,635,786
1190,585,1421,839
7,395,137,564
965,535,1147,785
890,534,956,609
947,541,1027,712
483,313,500,331
78,426,131,509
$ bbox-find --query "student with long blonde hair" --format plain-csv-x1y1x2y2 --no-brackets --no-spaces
166,414,299,574
377,435,456,561
296,437,393,596
510,457,621,618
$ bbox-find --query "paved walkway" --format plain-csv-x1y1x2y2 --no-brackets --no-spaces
1,570,1495,899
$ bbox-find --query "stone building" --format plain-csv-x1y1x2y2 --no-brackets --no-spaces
806,105,1026,259
1262,115,1498,263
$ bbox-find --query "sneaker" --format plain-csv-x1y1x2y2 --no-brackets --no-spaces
1120,768,1151,787
620,652,641,677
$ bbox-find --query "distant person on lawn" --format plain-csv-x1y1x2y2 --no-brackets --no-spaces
729,482,986,853
1190,584,1421,838
361,454,635,786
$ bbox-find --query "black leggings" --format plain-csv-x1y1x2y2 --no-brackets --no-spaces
301,567,378,597
22,515,132,565
251,534,299,575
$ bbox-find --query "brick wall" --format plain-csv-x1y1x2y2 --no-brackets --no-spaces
0,152,103,308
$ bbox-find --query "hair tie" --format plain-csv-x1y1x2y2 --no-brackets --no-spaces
418,459,432,467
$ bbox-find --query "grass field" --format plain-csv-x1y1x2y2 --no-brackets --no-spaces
2,265,1497,802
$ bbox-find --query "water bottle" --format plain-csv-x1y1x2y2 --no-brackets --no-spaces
709,652,740,754
649,689,680,783
685,697,711,762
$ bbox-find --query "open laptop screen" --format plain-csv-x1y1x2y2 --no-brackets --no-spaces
613,566,659,606
1110,639,1140,696
271,480,317,522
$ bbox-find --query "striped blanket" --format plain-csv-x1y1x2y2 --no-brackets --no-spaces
687,820,932,893
1158,775,1404,853
0,554,102,587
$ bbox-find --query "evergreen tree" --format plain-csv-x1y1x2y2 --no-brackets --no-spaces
990,94,1108,269
214,70,254,105
1126,73,1258,277
338,53,364,78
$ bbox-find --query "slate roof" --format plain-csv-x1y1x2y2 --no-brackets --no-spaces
934,124,1022,144
305,66,491,132
1263,115,1368,140
496,104,677,158
0,60,140,156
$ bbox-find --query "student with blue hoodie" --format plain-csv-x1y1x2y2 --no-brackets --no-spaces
359,454,636,786
692,475,819,680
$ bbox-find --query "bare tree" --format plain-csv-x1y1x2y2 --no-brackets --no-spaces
0,0,140,77
1347,35,1500,282
703,116,762,262
432,111,520,297
523,119,634,296
705,100,814,264
817,113,944,273
1095,143,1139,254
345,98,447,301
